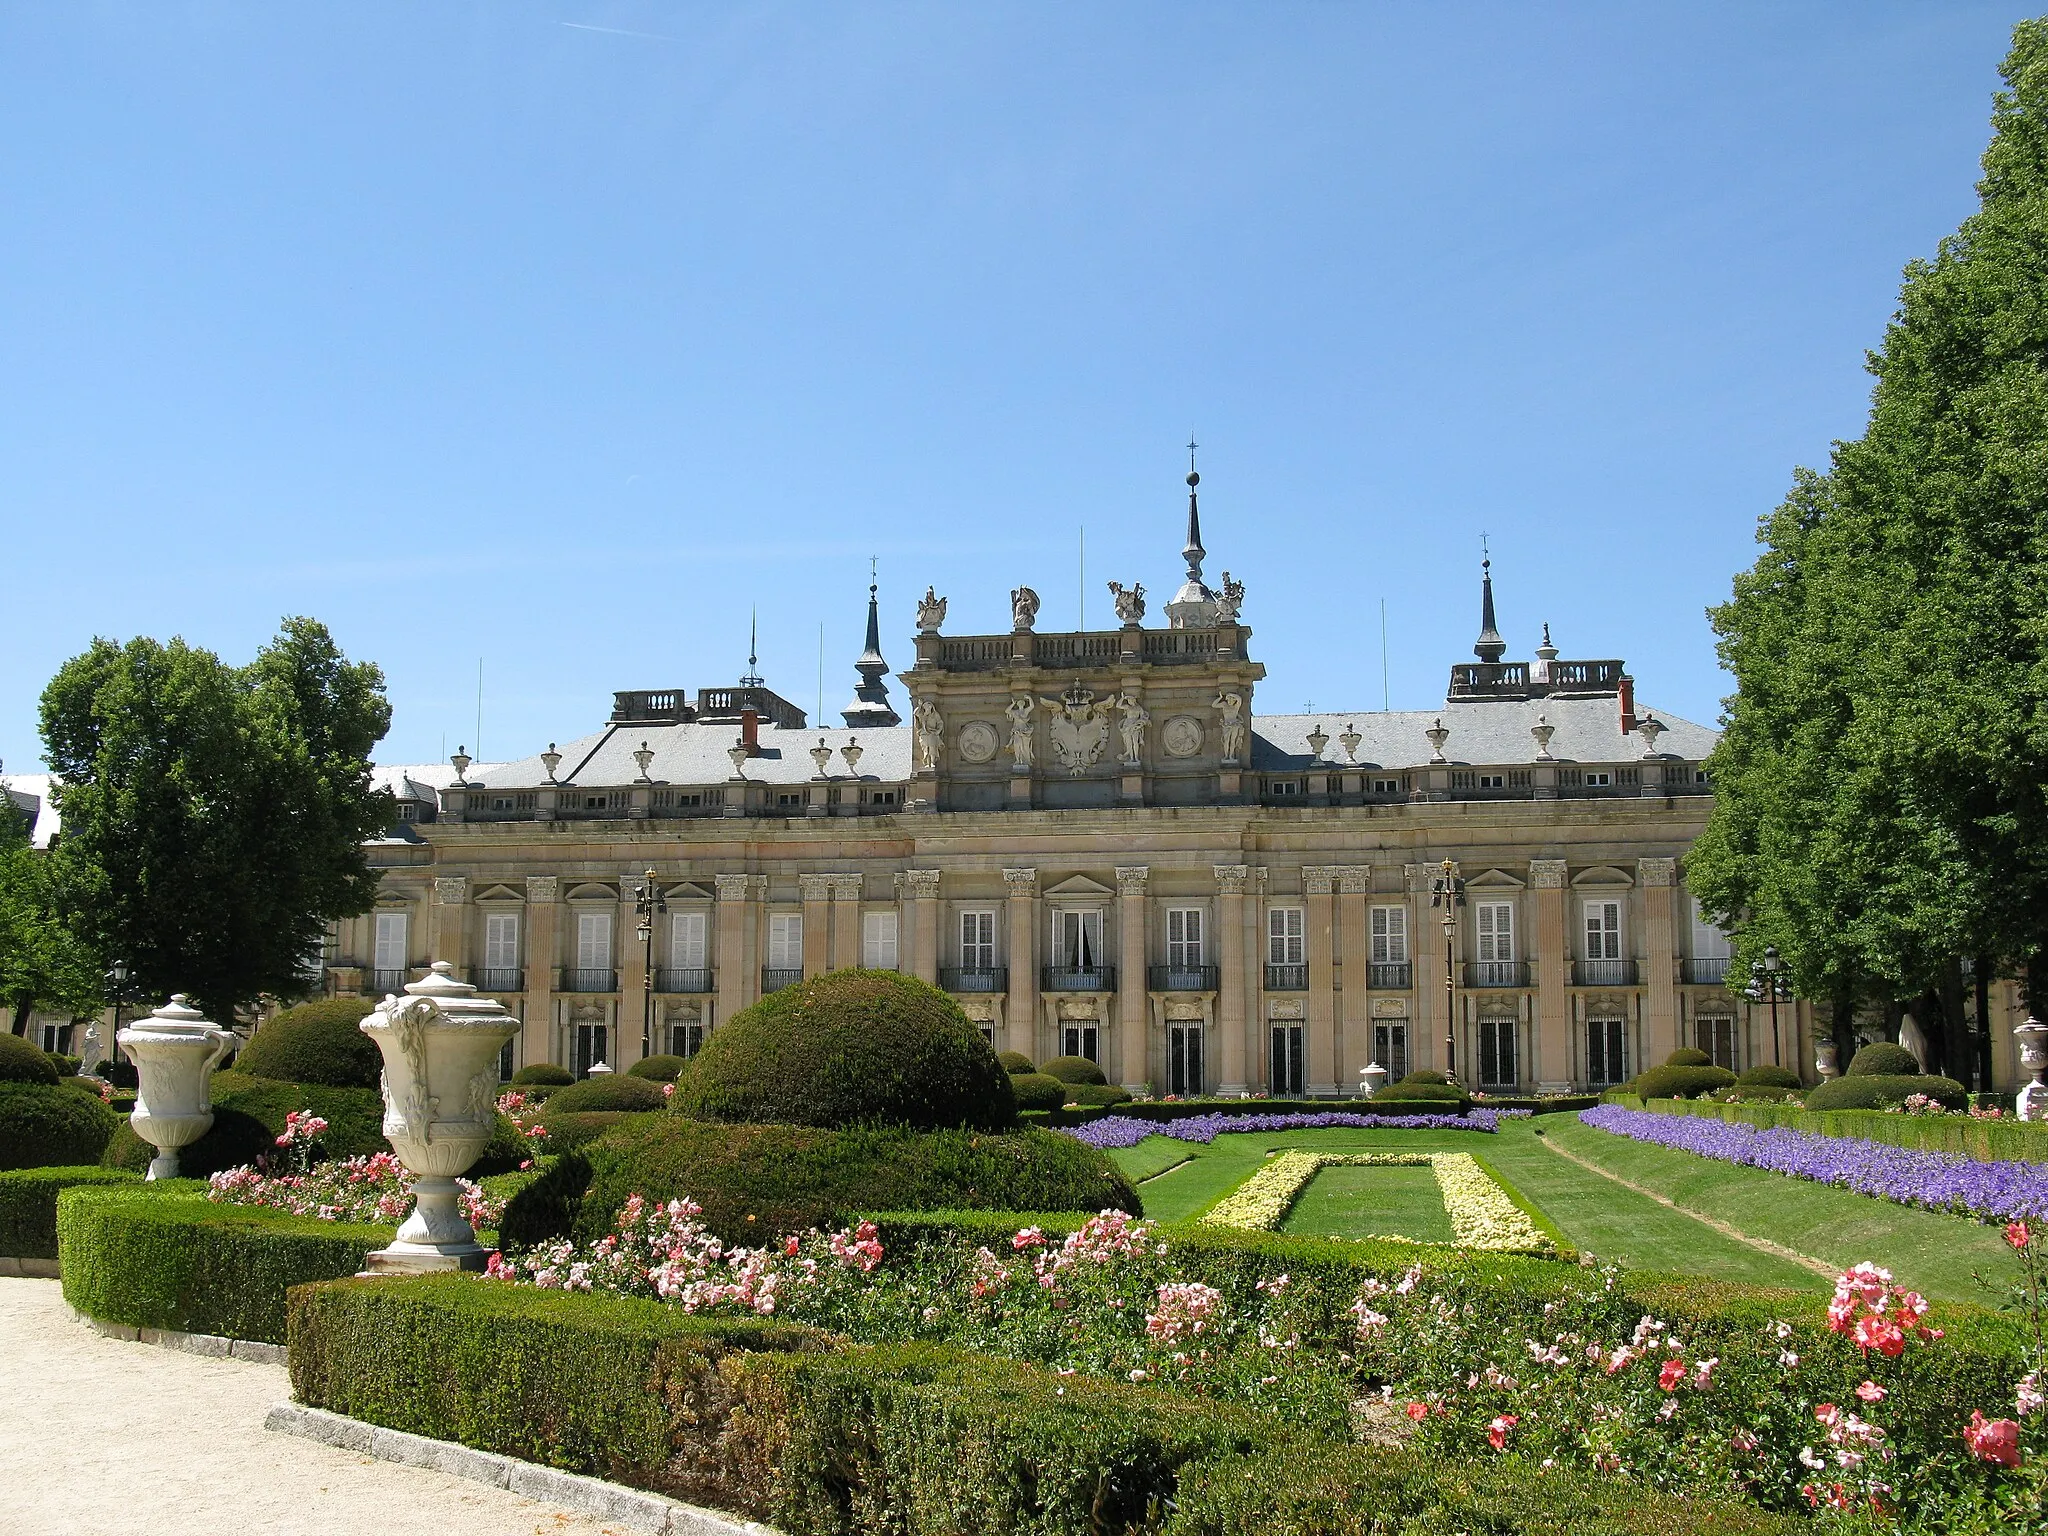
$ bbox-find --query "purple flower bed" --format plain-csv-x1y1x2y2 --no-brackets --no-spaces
1579,1104,2048,1224
1064,1108,1502,1150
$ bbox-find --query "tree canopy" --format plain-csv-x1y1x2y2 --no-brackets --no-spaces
0,793,101,1034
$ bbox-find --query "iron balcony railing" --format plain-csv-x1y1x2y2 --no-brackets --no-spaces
1262,963,1306,992
1042,965,1116,993
477,967,524,993
1575,959,1638,987
1682,957,1732,985
761,967,805,993
656,967,714,994
369,968,409,994
1152,964,1221,992
1464,960,1529,988
939,966,1008,993
1369,961,1413,989
564,968,617,993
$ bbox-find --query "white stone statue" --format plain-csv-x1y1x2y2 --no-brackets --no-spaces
912,697,944,772
1216,572,1245,623
1213,690,1246,763
1108,580,1146,625
1041,688,1111,776
916,587,947,634
1115,691,1150,765
1010,586,1040,632
1005,694,1036,771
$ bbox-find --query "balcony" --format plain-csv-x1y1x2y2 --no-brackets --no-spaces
1369,961,1413,989
1575,959,1638,987
1464,961,1529,988
940,966,1009,993
369,968,409,994
1682,957,1732,986
1042,965,1116,993
564,968,617,992
761,967,805,993
656,967,715,994
1154,964,1222,991
477,967,524,992
1262,963,1306,992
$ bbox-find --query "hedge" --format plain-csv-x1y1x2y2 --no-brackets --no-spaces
0,1032,60,1086
1631,1095,2048,1163
1007,1073,1066,1111
0,1165,139,1259
538,1074,668,1115
1805,1073,1967,1113
59,1186,389,1343
101,1073,387,1177
236,997,382,1087
0,1081,120,1169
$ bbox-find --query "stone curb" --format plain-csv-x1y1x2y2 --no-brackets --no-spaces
265,1401,780,1536
72,1309,288,1364
0,1257,60,1279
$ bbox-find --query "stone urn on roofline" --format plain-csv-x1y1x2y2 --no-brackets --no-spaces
119,995,237,1180
358,962,520,1273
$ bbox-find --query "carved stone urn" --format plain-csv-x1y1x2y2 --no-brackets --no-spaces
119,995,236,1180
1814,1040,1841,1081
2016,1017,2048,1123
1357,1062,1388,1099
358,962,520,1273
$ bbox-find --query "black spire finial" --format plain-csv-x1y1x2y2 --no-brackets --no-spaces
842,564,900,727
740,606,764,687
1473,546,1506,663
1183,435,1205,582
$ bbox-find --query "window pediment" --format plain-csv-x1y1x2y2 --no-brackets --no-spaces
565,882,618,904
1572,866,1634,888
1043,874,1116,899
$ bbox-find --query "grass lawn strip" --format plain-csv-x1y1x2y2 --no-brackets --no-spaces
1197,1150,1550,1252
1283,1163,1456,1242
1198,1149,1342,1229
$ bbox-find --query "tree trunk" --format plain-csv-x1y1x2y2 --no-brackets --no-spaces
1831,986,1858,1070
1976,956,1994,1094
9,996,30,1036
1916,984,1949,1080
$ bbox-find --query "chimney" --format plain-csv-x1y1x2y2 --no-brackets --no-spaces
1618,675,1636,734
741,708,760,755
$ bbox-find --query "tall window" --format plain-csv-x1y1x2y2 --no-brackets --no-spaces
1052,909,1102,969
669,1021,708,1059
1167,908,1205,968
863,911,898,969
767,913,803,970
670,910,708,969
1267,908,1304,966
573,1020,609,1078
576,911,612,971
1169,1022,1204,1096
373,911,408,974
1697,1015,1738,1071
1476,902,1515,962
484,913,520,973
959,910,996,969
1583,900,1622,960
1373,1021,1409,1081
1062,1023,1099,1062
1370,906,1408,963
1269,1024,1304,1095
1587,1015,1626,1087
1478,1017,1517,1088
1689,897,1732,961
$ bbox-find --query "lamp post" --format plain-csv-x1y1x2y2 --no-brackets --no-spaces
1744,946,1792,1067
103,963,131,1074
635,868,667,1059
1430,860,1467,1082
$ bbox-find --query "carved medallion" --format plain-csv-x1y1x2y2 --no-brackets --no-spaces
1162,715,1204,758
1371,998,1408,1018
957,720,1000,764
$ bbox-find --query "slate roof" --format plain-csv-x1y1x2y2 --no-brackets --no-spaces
465,721,914,791
2,775,58,849
1249,696,1717,771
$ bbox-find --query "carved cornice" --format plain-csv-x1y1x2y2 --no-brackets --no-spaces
1114,866,1150,898
1302,866,1338,896
1638,857,1677,888
1529,859,1568,890
1002,868,1038,896
523,875,559,904
433,877,467,905
897,869,942,900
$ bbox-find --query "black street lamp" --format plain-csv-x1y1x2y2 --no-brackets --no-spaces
635,869,667,1059
102,962,131,1073
1430,860,1467,1081
1744,945,1792,1067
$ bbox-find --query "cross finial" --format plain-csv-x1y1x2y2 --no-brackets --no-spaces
1187,435,1198,471
1480,530,1490,568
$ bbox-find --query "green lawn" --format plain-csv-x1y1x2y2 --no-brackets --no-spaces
1282,1163,1455,1242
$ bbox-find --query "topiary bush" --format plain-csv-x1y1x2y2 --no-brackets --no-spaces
1008,1073,1067,1112
45,1052,81,1077
1665,1048,1714,1067
1846,1041,1921,1077
1737,1064,1802,1090
0,1033,60,1087
1719,1085,1797,1102
1403,1069,1450,1085
512,1062,575,1087
0,1082,119,1169
1805,1074,1967,1112
537,1111,654,1155
235,998,380,1088
503,1118,1141,1248
626,1054,686,1083
541,1074,669,1115
1066,1084,1134,1108
1629,1063,1738,1101
1040,1055,1107,1087
997,1051,1036,1074
671,969,1016,1132
100,1074,385,1178
1371,1078,1473,1110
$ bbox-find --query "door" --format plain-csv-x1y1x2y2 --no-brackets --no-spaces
1587,1015,1626,1087
1373,1022,1409,1082
1167,908,1204,978
669,1021,708,1058
671,911,708,971
1053,909,1102,969
1478,1017,1517,1089
573,1021,609,1078
1269,1024,1305,1097
373,911,408,988
484,913,520,987
863,911,899,970
576,911,612,987
960,911,996,970
1168,1023,1205,1097
1697,1015,1737,1071
1061,1023,1099,1062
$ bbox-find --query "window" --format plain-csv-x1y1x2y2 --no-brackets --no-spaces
1267,908,1304,966
484,913,520,972
1268,780,1301,797
671,910,708,970
373,911,408,973
573,1021,609,1078
1269,1024,1304,1096
1052,909,1103,969
1370,906,1408,964
1372,777,1402,795
1585,771,1612,788
976,1024,996,1048
1476,902,1515,962
669,1021,708,1058
1583,900,1622,961
1373,1021,1408,1081
1478,1017,1517,1088
1689,897,1732,961
1697,1015,1738,1071
1168,908,1205,968
1062,1023,1099,1062
776,792,803,809
1477,773,1505,789
395,802,418,822
497,1038,515,1081
1169,1022,1204,1096
1587,1015,1626,1087
768,913,804,970
863,911,898,969
576,911,612,971
871,790,897,807
38,1021,71,1055
959,910,996,969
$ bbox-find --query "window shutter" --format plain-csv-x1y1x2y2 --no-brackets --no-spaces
485,913,518,969
863,912,898,969
671,911,706,969
769,914,802,969
577,912,611,969
374,912,407,970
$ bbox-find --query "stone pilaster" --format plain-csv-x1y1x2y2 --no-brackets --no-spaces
431,878,469,979
1304,867,1338,1096
1640,858,1678,1067
1215,865,1251,1095
831,875,863,971
617,876,651,1068
899,870,941,984
715,874,758,1020
799,874,833,979
1337,866,1372,1091
522,876,558,1070
1115,867,1149,1092
1003,869,1038,1058
1530,859,1570,1090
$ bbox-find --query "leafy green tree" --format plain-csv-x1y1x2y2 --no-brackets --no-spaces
39,618,392,1020
0,798,101,1034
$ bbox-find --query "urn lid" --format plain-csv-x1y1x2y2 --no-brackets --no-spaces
118,993,225,1042
368,961,520,1030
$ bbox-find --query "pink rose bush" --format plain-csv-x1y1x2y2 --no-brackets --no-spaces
207,1150,504,1230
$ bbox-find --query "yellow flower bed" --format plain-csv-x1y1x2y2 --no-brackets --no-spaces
1428,1152,1550,1253
1197,1150,1550,1254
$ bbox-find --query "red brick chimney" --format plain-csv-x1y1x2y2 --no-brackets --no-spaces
741,707,760,755
1618,675,1636,734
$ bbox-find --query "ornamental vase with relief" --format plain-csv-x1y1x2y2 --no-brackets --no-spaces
357,962,519,1272
2016,1018,2048,1123
118,995,236,1180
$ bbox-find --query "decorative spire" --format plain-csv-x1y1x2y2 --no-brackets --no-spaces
1473,546,1506,663
1182,436,1206,583
841,569,901,728
1166,436,1222,630
739,607,764,688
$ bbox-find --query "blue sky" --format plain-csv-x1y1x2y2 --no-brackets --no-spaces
0,3,2033,770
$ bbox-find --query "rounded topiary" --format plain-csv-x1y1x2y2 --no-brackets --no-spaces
671,969,1016,1132
627,1054,687,1083
541,1074,669,1115
1846,1042,1921,1078
1008,1073,1067,1112
99,1074,386,1177
235,998,380,1088
1404,1069,1450,1086
1371,1079,1473,1110
45,1052,81,1077
1041,1055,1108,1087
1664,1048,1714,1068
537,1110,650,1155
1066,1083,1133,1108
998,1051,1036,1075
1805,1074,1966,1112
0,1034,60,1087
503,1117,1140,1248
0,1082,118,1169
1738,1064,1802,1090
512,1063,575,1087
1629,1064,1738,1101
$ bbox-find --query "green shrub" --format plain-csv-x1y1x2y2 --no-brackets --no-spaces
59,1187,387,1342
236,998,381,1088
1637,1095,2048,1161
1627,1064,1737,1101
626,1054,686,1082
1737,1063,1802,1090
1040,1055,1107,1086
1370,1079,1472,1109
537,1110,653,1155
45,1052,81,1077
1846,1041,1922,1077
503,1119,1139,1248
1719,1084,1796,1102
1008,1073,1067,1112
469,1112,535,1177
0,1033,60,1087
540,1074,668,1114
1664,1047,1714,1067
1805,1073,1966,1112
0,1165,139,1259
1066,1084,1133,1108
0,1081,119,1169
1403,1069,1449,1085
511,1062,574,1087
997,1051,1035,1074
675,969,1016,1132
101,1074,386,1177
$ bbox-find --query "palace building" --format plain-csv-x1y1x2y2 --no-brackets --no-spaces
328,467,1801,1099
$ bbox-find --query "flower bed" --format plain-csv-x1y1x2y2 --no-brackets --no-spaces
1197,1151,1550,1252
1581,1104,2048,1224
1622,1094,2048,1165
208,1151,503,1230
1065,1108,1501,1150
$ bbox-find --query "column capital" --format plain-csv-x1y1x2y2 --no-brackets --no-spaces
1214,864,1253,896
1002,868,1038,896
897,869,942,900
798,873,836,902
830,874,864,901
433,877,468,905
524,875,559,904
714,873,759,902
1114,866,1150,897
1529,859,1568,890
1337,865,1374,896
1302,865,1338,896
1638,857,1677,888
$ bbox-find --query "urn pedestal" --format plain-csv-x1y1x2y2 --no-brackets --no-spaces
2016,1018,2048,1124
358,962,520,1274
1356,1063,1388,1100
118,997,235,1180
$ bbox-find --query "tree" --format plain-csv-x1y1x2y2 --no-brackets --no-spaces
39,618,393,1020
0,797,101,1034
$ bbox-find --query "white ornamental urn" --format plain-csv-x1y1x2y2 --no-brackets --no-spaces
1815,1040,1841,1081
2016,1017,2048,1124
119,996,236,1180
358,962,520,1273
1357,1062,1388,1099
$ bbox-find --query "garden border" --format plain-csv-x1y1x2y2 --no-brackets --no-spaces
73,1307,287,1364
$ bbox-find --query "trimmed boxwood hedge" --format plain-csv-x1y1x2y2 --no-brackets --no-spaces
997,1051,1035,1074
1040,1055,1107,1086
1737,1064,1802,1090
0,1032,60,1086
0,1081,120,1169
1007,1072,1066,1112
235,997,381,1088
511,1063,575,1087
100,1073,387,1178
0,1165,139,1259
538,1074,668,1115
1369,1079,1472,1109
1805,1073,1968,1112
625,1053,686,1082
1846,1041,1922,1077
1065,1083,1133,1108
1626,1063,1737,1101
59,1186,389,1343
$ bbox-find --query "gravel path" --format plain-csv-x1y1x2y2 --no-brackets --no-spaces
0,1276,632,1536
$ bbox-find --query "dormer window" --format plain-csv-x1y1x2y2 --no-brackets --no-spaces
1477,773,1505,789
1585,771,1611,788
